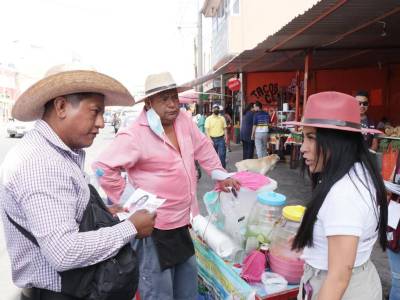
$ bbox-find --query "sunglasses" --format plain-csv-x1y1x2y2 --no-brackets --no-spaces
359,101,369,107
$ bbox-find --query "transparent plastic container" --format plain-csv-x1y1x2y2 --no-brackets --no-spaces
246,191,286,244
269,205,306,284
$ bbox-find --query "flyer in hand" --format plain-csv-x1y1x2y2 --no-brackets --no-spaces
117,188,165,220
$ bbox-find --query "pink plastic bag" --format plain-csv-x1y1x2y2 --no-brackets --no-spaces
240,250,266,283
215,171,271,191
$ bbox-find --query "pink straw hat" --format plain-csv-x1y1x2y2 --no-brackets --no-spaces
284,91,381,134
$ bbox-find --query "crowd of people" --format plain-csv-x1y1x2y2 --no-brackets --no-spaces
0,64,398,300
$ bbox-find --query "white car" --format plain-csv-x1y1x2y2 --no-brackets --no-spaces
6,119,35,138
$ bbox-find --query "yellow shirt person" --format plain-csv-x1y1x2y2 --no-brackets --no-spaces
205,105,228,168
205,112,227,138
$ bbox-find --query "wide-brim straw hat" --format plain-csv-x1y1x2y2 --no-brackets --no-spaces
136,71,190,103
12,64,135,121
283,91,381,134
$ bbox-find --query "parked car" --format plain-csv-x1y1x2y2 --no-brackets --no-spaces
6,119,35,138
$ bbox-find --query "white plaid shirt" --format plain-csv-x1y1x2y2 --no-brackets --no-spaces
0,120,136,292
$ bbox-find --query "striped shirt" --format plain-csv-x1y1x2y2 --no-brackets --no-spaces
0,120,136,292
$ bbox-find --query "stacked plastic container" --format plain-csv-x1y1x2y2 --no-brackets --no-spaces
268,205,306,284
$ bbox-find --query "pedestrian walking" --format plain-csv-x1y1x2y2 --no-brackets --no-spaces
286,92,387,300
252,101,270,158
224,107,233,152
240,102,255,160
93,72,240,300
205,104,228,168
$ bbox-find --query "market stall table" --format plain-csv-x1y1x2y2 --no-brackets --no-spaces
193,233,299,300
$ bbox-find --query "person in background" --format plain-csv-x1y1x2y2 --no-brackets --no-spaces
205,104,228,168
240,102,255,160
93,72,240,300
286,91,387,300
194,111,206,134
252,101,270,158
356,90,378,151
224,107,233,152
377,116,390,131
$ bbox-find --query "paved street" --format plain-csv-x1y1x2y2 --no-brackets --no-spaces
0,122,392,299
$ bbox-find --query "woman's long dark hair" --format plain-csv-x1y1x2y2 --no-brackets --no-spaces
292,128,388,251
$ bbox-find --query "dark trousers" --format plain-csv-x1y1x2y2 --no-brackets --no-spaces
21,288,80,300
211,136,226,168
242,140,255,160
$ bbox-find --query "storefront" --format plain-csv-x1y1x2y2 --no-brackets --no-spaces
245,64,400,126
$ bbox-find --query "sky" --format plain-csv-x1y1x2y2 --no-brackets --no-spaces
0,0,202,95
0,0,318,97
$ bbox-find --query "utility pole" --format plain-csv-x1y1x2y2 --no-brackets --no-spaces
197,4,204,113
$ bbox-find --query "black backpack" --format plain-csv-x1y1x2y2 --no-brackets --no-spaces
7,184,139,300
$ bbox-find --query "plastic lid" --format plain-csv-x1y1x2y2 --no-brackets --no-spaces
256,191,286,206
282,205,306,222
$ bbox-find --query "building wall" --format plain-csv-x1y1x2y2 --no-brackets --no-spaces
208,0,318,69
245,64,400,125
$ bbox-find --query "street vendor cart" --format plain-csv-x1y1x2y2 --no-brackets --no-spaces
193,233,299,300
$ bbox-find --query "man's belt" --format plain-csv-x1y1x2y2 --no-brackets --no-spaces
210,135,224,139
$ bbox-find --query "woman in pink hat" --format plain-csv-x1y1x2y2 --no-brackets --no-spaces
285,92,388,300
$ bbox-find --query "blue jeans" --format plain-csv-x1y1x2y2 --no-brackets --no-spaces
131,237,198,300
211,136,226,168
255,132,268,158
388,249,400,300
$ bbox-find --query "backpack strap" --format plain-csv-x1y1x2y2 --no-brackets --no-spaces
6,213,39,247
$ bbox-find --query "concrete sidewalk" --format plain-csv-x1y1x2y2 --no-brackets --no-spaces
197,142,391,299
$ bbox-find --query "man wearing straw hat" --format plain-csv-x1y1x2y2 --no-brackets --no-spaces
0,64,156,300
93,71,240,300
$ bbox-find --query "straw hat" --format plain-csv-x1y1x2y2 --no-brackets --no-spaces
284,91,381,134
137,72,189,102
12,64,135,121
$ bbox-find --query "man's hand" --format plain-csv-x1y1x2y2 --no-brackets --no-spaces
217,177,241,192
128,209,156,238
107,204,128,216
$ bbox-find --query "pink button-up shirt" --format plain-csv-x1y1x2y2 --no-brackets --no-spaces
93,110,226,230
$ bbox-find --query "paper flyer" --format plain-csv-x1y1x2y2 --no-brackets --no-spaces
116,188,165,221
